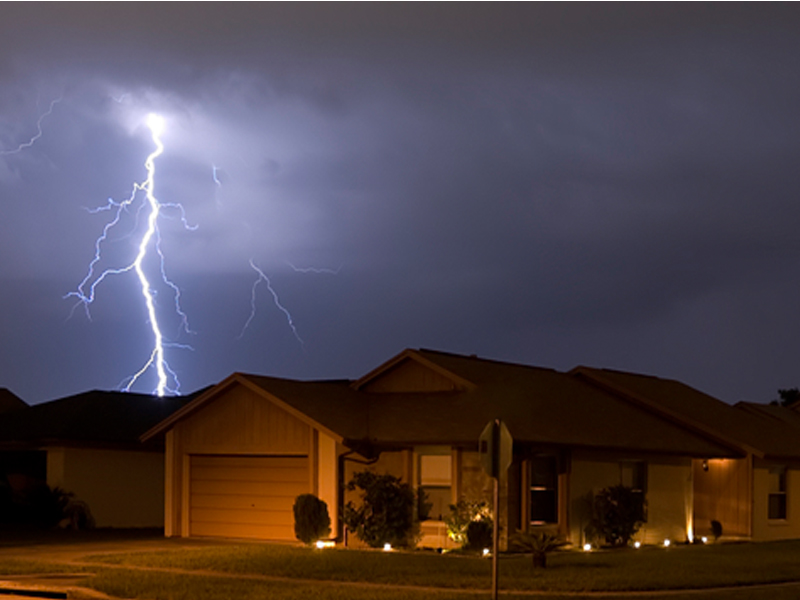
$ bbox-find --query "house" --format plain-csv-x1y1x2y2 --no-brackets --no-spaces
0,390,193,528
144,349,759,548
0,388,26,415
570,367,800,542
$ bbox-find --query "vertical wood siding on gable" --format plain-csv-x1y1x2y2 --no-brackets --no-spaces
177,385,310,455
361,359,460,393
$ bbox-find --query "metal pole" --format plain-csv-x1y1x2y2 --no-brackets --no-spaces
492,474,499,600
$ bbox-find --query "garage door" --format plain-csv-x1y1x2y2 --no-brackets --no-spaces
189,455,310,540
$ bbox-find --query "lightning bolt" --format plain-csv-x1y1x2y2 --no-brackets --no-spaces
66,113,195,396
212,164,222,187
238,259,304,346
287,262,342,275
1,96,62,156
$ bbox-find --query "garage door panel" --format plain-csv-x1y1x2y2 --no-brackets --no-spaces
192,465,309,484
191,479,308,498
191,494,296,511
191,521,295,540
189,455,309,541
191,508,295,526
193,455,307,469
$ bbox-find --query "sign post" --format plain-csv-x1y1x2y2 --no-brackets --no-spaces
479,419,513,600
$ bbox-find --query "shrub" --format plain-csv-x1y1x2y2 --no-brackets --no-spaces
343,471,418,548
711,519,723,541
293,494,331,545
445,499,492,547
511,531,567,568
587,484,646,548
465,518,494,551
20,485,72,528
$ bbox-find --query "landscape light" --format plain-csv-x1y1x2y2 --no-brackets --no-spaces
634,541,641,549
482,548,490,556
701,537,708,544
383,543,392,552
583,543,592,552
663,539,671,547
315,540,335,549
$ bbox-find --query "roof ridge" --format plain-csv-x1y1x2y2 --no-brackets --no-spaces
416,348,558,373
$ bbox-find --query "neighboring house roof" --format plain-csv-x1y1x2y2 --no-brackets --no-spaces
145,349,744,458
0,389,195,450
571,367,800,460
0,388,27,414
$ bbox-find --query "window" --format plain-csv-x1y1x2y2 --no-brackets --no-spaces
768,466,787,520
620,461,647,522
530,455,558,525
419,454,452,520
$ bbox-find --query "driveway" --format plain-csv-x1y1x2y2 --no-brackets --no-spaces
0,529,256,599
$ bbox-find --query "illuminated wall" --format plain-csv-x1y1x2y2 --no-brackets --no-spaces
751,458,800,541
569,450,693,546
692,458,751,539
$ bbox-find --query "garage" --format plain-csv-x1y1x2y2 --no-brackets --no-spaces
189,454,310,540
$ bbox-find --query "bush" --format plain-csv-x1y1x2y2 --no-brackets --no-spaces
711,519,723,541
18,484,72,529
587,485,646,548
343,471,418,548
293,494,331,545
445,498,492,547
465,519,493,551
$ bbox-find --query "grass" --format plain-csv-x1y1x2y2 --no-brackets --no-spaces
0,558,80,576
5,538,800,599
83,540,800,592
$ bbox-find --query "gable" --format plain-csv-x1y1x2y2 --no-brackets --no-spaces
175,383,310,455
359,357,463,393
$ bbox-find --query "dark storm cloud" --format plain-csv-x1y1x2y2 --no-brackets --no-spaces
1,4,800,405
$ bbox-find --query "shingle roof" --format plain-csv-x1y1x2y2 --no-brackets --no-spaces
162,350,741,458
0,389,193,449
571,367,800,460
357,350,742,456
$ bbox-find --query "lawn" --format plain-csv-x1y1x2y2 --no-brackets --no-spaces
5,539,800,600
84,540,800,592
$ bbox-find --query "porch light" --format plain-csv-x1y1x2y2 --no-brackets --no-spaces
383,543,392,552
663,539,671,547
582,543,592,552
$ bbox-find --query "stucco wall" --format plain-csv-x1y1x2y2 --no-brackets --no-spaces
47,446,164,528
569,450,693,546
751,458,800,541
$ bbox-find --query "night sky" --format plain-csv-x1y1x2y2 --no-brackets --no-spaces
2,4,800,405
